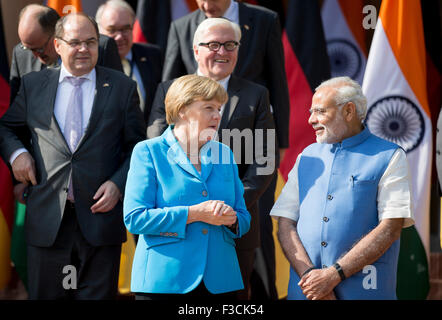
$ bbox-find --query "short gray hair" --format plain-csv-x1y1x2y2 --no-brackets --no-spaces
315,76,367,121
193,18,242,50
96,0,135,26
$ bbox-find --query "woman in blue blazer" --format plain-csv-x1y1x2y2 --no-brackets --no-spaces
124,75,251,300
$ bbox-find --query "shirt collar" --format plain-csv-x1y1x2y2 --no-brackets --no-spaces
223,0,239,24
332,126,371,149
125,50,133,62
59,63,96,84
196,69,231,91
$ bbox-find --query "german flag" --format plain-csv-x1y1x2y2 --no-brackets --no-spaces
0,3,14,290
273,0,330,299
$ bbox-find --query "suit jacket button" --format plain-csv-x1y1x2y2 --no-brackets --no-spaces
202,228,208,235
202,190,208,197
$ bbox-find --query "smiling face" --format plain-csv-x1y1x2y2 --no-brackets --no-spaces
194,25,238,81
308,87,349,144
54,15,99,76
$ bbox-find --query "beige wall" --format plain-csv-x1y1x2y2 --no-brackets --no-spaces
1,0,42,67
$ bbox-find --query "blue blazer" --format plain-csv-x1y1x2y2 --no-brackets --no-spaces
124,126,251,294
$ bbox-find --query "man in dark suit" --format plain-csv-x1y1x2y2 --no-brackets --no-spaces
0,13,146,299
10,4,123,105
96,0,163,125
147,18,276,300
162,0,289,299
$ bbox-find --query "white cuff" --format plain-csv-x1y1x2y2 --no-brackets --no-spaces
9,148,28,165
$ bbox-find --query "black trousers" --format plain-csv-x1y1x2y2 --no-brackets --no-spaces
27,202,122,300
254,172,278,300
135,281,237,301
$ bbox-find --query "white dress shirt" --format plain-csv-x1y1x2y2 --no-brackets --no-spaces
270,148,415,228
223,0,239,24
197,68,230,118
124,50,146,101
10,64,97,165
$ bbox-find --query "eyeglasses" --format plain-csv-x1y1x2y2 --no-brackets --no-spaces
103,25,133,35
198,41,240,52
20,35,52,54
57,37,98,50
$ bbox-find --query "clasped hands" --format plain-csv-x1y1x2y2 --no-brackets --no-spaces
11,152,121,213
298,267,341,300
188,200,237,227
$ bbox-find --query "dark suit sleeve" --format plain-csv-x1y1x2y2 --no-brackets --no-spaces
241,88,276,209
161,21,187,81
109,80,146,194
265,14,290,149
146,82,169,139
9,46,21,105
97,35,123,72
0,77,28,164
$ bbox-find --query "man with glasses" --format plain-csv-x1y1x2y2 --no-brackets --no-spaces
0,12,146,299
162,0,289,299
10,4,123,105
96,0,163,125
147,18,276,300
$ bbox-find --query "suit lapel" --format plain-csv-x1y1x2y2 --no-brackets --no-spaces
163,126,201,179
77,66,111,149
218,76,241,132
42,68,71,154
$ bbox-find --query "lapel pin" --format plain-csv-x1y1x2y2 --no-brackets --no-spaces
103,83,109,87
244,24,250,30
140,57,147,62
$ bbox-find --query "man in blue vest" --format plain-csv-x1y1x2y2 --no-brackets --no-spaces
270,76,414,300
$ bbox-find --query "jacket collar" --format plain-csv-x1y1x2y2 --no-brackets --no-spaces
162,125,215,181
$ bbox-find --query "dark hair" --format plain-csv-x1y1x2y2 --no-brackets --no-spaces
55,12,100,39
19,5,60,36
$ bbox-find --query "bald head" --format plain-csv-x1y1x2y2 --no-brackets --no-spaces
18,4,60,65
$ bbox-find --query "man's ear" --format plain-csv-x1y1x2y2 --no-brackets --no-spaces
54,38,61,56
343,102,357,122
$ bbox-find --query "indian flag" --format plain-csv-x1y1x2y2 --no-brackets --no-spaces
362,0,430,299
321,0,367,84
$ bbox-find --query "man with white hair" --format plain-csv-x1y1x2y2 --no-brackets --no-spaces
270,76,414,300
147,17,276,300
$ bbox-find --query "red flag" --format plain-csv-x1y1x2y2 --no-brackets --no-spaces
0,4,14,290
279,0,331,180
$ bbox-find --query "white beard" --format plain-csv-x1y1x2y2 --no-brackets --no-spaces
314,113,348,144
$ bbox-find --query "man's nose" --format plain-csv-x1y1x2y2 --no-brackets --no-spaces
308,112,316,125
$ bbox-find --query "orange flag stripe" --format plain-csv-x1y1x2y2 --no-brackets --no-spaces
338,0,367,56
46,0,83,16
380,0,430,116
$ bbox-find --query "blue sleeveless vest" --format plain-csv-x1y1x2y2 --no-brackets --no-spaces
287,128,400,300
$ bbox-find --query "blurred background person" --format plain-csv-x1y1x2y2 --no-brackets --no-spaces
96,0,163,126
